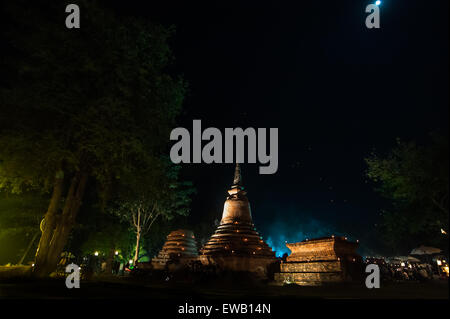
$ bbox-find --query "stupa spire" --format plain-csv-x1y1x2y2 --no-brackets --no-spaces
232,163,242,188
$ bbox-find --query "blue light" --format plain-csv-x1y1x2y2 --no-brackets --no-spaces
375,0,381,5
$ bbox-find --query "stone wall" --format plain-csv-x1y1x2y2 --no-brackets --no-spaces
274,236,363,286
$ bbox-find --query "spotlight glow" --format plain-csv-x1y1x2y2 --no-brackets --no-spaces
375,1,381,5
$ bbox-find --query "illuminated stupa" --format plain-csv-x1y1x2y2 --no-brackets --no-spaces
151,229,199,270
199,164,276,276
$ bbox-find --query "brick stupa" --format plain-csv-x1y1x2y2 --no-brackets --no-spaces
199,164,276,276
151,229,199,270
274,236,363,285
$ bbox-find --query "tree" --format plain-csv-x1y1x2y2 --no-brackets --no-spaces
129,201,159,264
365,133,449,251
113,163,195,264
0,1,186,276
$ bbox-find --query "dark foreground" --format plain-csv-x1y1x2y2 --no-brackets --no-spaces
0,277,448,299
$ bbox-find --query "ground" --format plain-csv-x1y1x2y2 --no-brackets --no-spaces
0,276,448,299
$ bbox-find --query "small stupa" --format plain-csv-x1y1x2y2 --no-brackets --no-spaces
151,229,199,270
199,164,276,276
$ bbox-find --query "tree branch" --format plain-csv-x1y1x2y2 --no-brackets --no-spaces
431,196,449,214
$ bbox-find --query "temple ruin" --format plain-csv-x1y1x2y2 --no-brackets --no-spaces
199,164,276,276
274,236,363,285
151,229,199,270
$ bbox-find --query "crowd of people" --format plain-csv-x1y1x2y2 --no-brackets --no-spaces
364,257,448,282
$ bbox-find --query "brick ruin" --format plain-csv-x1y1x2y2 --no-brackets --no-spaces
151,229,199,270
274,236,363,285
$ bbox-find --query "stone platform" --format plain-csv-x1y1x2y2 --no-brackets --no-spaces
275,236,363,285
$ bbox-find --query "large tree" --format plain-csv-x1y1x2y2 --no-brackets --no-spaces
365,133,448,251
0,1,186,276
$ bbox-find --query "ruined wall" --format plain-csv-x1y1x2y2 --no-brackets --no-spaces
275,237,363,286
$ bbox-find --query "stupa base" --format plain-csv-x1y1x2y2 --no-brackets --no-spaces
199,255,276,277
152,256,198,271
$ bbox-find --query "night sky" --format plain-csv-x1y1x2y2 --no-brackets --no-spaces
108,0,449,256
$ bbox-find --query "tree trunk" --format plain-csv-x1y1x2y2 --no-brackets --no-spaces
134,232,141,264
133,208,141,264
33,171,88,277
33,170,64,276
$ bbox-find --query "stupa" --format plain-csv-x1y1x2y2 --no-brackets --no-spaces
274,236,363,285
199,164,276,276
151,229,199,270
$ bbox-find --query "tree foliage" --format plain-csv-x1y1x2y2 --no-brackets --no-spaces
0,0,188,275
0,0,185,195
79,214,135,263
366,133,448,250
